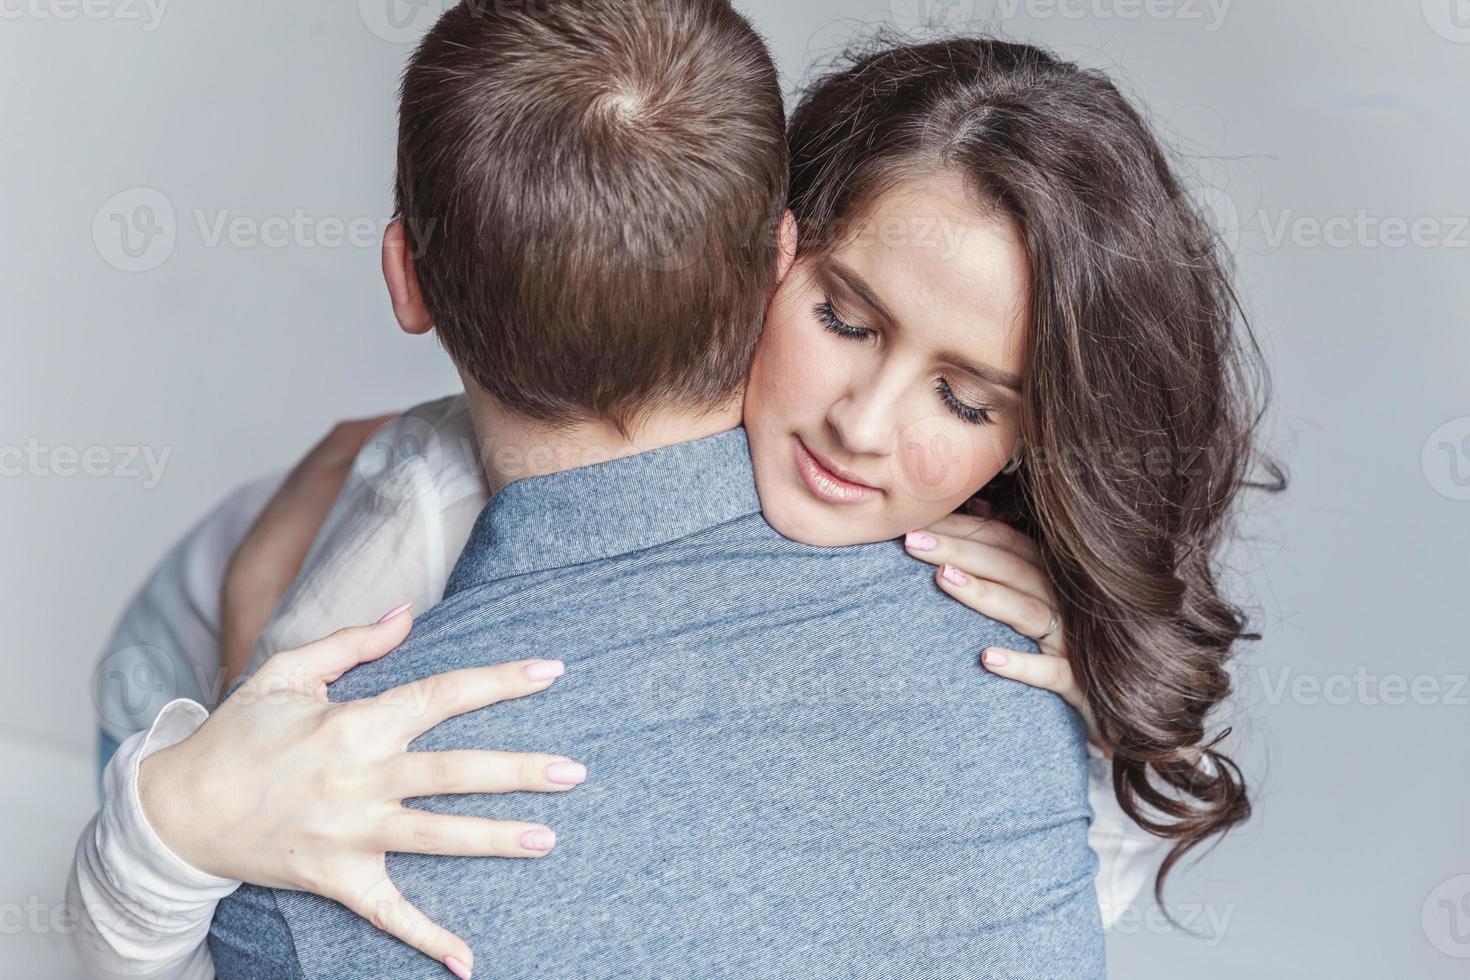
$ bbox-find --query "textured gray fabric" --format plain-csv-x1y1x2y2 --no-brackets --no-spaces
209,425,1103,978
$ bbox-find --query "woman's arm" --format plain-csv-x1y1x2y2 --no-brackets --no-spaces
69,611,580,980
903,505,1171,928
218,416,397,692
68,699,239,980
70,408,558,980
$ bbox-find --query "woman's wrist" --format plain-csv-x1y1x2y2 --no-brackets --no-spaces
137,736,223,880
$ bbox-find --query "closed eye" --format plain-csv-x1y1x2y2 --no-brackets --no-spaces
814,297,996,427
813,299,874,342
935,377,995,426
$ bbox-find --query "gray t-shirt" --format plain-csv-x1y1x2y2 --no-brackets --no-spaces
209,425,1103,979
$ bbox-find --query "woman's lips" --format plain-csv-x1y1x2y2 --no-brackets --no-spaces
794,437,882,505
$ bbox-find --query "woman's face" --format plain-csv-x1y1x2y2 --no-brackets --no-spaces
745,172,1031,547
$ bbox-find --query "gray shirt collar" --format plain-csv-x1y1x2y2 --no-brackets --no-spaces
445,425,762,595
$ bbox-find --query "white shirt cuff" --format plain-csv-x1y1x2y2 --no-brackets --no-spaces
105,698,243,899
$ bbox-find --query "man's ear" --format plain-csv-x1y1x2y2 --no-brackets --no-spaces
773,210,798,287
382,218,433,336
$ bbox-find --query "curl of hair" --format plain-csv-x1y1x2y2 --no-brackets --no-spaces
787,33,1288,908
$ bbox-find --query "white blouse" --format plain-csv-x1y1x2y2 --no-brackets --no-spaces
68,395,1166,979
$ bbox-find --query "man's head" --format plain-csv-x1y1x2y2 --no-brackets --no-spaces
382,0,789,439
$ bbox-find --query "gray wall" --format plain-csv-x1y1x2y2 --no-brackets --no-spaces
2,1,1466,976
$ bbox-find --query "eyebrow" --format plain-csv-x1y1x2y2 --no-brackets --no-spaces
826,261,1025,395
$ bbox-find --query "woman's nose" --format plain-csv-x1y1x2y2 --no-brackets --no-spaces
826,386,898,458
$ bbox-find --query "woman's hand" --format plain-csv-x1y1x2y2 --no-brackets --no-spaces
219,415,398,693
902,501,1108,756
139,605,583,977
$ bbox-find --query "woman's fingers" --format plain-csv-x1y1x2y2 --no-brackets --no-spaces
926,561,1058,645
329,864,475,979
373,659,566,739
981,647,1102,749
382,809,560,859
395,750,587,798
980,647,1076,699
926,511,1042,565
276,604,416,689
904,526,1051,606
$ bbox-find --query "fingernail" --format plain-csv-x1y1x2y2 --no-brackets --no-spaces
444,955,472,980
524,659,565,682
982,648,1008,668
377,602,412,624
545,761,587,785
941,565,968,586
520,828,556,851
905,531,938,552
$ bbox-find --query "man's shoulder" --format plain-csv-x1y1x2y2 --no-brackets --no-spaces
348,517,1053,717
731,525,1047,654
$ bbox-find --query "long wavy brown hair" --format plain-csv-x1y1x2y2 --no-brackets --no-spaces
786,35,1288,906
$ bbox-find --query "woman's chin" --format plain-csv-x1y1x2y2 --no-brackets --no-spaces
758,492,896,549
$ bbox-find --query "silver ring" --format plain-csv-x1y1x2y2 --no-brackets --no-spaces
1033,612,1058,643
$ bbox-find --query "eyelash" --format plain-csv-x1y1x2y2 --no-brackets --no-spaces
812,299,996,427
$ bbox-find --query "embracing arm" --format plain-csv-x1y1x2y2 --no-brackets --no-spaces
67,701,238,980
70,614,579,980
71,418,399,978
69,412,556,980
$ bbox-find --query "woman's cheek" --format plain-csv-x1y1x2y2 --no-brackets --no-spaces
756,304,832,421
894,415,1001,506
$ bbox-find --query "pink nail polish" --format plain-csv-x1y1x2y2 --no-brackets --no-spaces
905,531,938,552
983,648,1008,668
545,761,587,785
524,659,565,682
444,955,472,979
377,602,412,624
941,565,968,586
521,829,556,851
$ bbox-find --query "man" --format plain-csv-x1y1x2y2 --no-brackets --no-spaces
204,1,1103,976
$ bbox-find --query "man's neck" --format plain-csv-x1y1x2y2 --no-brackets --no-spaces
459,378,745,495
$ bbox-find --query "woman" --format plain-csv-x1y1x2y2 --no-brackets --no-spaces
70,34,1282,979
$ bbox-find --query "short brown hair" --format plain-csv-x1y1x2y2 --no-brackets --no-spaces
394,0,787,436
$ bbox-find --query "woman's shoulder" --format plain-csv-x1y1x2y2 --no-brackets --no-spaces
246,393,489,673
